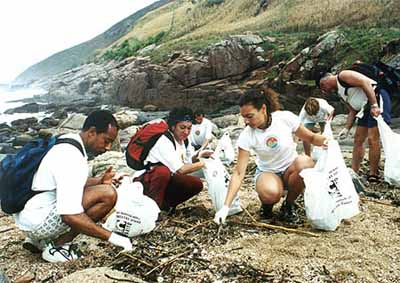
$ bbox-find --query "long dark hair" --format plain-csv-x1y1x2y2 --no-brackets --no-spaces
239,87,280,111
239,87,280,128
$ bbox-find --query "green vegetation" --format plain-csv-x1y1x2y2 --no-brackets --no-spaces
16,0,400,83
102,31,166,61
337,28,400,67
205,0,225,7
150,35,222,63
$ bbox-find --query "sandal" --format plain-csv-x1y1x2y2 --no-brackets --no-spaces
367,174,380,184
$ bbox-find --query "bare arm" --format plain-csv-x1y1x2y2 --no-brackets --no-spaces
86,166,115,187
295,124,327,146
224,148,250,207
177,160,205,175
62,213,111,241
344,104,357,130
198,138,211,152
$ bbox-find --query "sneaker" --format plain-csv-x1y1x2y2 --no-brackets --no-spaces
279,201,300,224
22,237,48,254
42,242,82,263
259,203,274,219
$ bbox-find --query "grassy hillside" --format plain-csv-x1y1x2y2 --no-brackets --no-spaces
16,0,400,83
100,0,399,64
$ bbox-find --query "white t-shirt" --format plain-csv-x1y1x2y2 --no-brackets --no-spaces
299,98,334,124
14,133,88,231
144,134,193,174
237,111,300,173
189,118,214,147
337,77,376,111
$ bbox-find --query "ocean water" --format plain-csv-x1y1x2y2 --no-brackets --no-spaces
0,88,48,124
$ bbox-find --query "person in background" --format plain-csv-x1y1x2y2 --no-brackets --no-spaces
316,69,391,184
134,107,212,212
299,97,334,156
14,110,132,263
213,88,329,225
189,110,215,152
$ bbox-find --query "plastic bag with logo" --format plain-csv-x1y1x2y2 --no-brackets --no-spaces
300,133,359,231
103,177,160,238
202,158,242,216
375,115,400,186
213,132,235,165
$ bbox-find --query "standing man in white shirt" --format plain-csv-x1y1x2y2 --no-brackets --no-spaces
317,69,391,184
189,110,214,152
299,97,334,156
14,110,132,263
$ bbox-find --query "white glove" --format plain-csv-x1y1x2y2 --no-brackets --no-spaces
214,205,230,225
198,149,214,158
338,128,350,140
108,232,133,252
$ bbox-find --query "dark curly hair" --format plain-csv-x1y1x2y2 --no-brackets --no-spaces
167,107,194,128
82,110,119,133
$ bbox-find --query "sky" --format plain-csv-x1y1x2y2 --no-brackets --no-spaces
0,0,158,84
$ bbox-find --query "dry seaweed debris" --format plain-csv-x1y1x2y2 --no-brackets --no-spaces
107,207,277,282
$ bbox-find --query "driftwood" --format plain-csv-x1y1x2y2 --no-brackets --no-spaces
0,227,15,234
236,206,320,238
144,250,191,276
360,197,395,207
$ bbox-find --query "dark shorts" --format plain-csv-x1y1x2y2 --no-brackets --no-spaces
304,122,326,133
357,89,391,128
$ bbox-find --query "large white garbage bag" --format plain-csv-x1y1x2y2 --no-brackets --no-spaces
104,178,160,237
202,158,242,216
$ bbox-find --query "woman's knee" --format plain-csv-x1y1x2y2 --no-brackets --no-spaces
256,174,283,203
152,165,172,181
188,176,203,194
292,155,314,172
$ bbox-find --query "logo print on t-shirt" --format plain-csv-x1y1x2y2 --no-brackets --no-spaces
266,136,279,149
195,130,200,136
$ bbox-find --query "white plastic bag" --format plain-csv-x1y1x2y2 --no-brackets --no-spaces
214,132,235,165
376,115,400,186
300,135,359,231
104,177,160,237
202,158,242,216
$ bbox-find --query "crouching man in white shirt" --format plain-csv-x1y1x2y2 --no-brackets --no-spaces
14,110,132,263
298,97,334,156
189,110,215,152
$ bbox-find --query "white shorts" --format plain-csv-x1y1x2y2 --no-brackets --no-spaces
27,203,70,241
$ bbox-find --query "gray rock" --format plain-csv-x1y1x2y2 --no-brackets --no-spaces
59,113,87,130
57,267,146,283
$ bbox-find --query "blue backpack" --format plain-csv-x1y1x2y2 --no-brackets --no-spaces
0,136,84,214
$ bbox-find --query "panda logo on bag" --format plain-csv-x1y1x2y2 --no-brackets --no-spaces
116,219,131,236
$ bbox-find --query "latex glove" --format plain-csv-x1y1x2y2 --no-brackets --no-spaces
214,205,230,225
338,128,350,140
198,149,214,158
108,232,133,252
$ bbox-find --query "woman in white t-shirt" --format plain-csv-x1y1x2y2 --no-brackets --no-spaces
214,88,328,224
299,97,334,156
